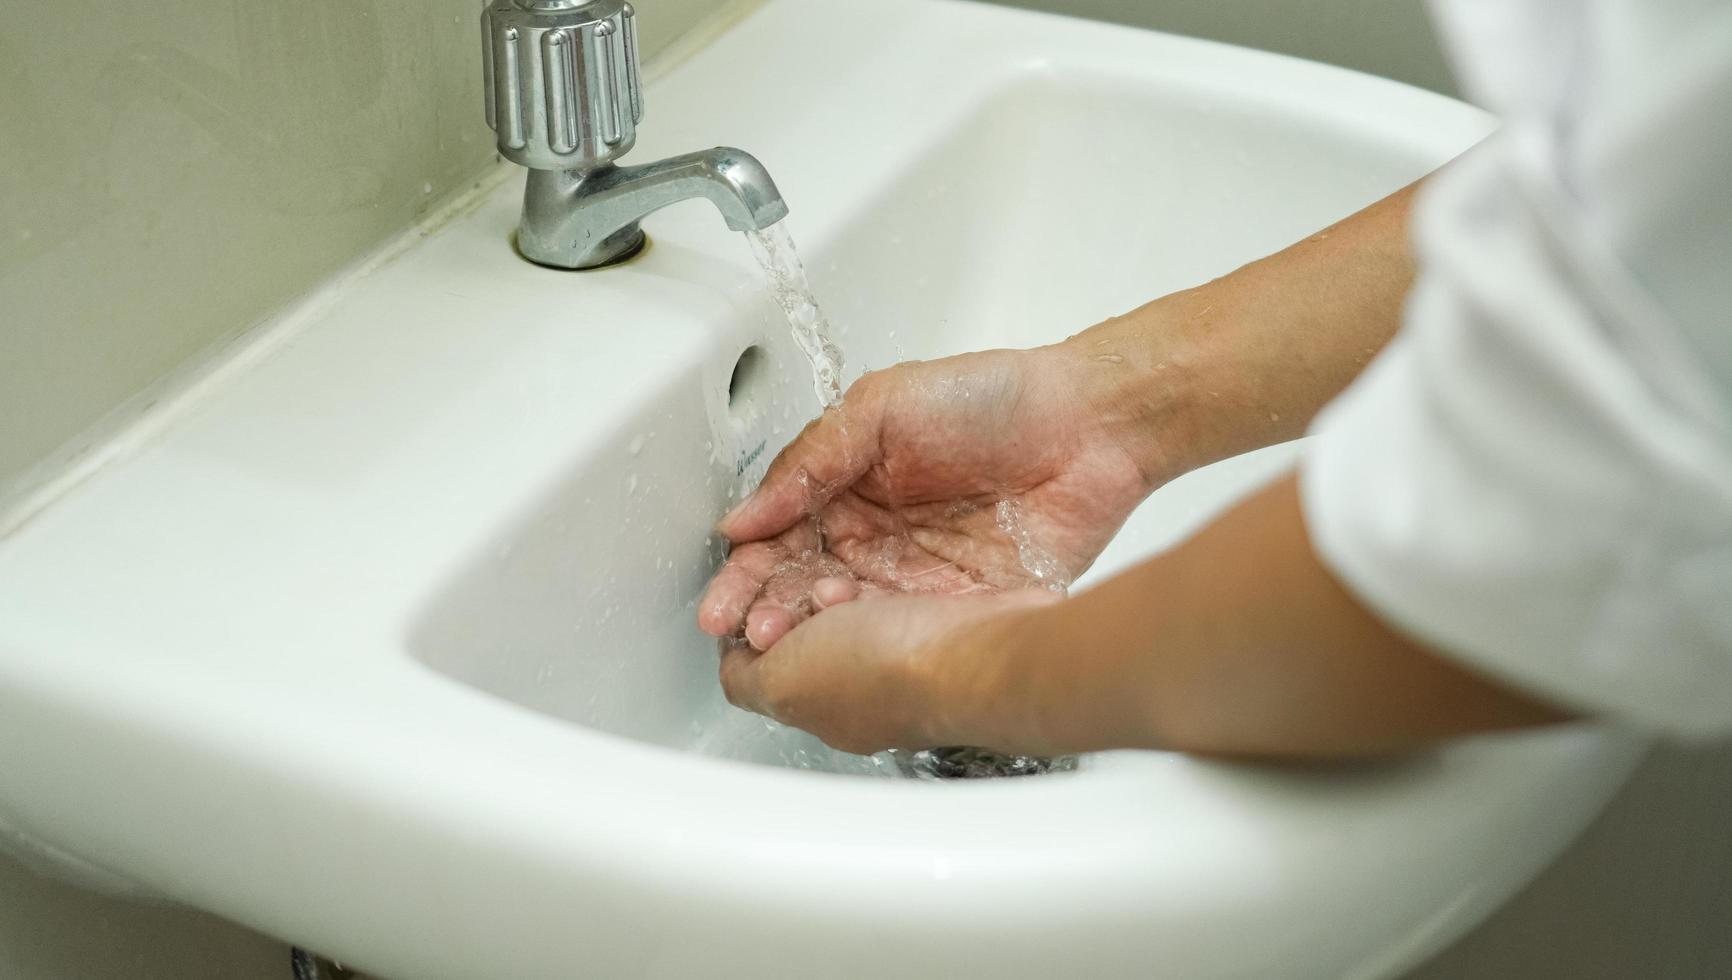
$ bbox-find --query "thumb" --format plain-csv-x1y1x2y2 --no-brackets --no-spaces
720,400,881,542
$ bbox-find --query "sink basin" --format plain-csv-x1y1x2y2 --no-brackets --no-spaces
0,1,1644,978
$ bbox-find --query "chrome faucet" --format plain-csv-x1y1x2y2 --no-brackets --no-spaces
481,0,788,269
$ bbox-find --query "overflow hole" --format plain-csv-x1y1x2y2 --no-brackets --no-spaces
728,345,769,411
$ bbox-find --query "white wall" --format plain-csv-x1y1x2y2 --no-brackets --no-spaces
0,0,751,515
1405,743,1732,979
0,853,285,980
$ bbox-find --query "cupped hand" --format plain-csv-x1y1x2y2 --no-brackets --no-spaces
698,344,1162,651
718,587,1064,755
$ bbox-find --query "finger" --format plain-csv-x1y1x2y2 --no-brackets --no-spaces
745,602,797,651
745,569,857,650
731,521,849,647
719,385,884,542
810,576,859,610
718,640,764,714
697,542,786,637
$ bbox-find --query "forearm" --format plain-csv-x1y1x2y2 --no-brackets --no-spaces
1058,183,1421,482
965,471,1569,758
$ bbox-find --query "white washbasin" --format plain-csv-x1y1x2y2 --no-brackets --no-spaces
0,1,1644,978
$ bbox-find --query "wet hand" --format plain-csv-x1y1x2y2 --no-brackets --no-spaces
697,345,1159,650
718,588,1062,755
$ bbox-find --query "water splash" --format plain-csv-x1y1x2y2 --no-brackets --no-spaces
747,222,846,409
994,497,1071,594
687,704,900,777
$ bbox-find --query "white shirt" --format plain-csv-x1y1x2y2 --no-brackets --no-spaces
1303,0,1732,737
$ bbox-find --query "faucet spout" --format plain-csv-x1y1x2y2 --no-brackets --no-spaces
481,4,786,270
517,147,789,270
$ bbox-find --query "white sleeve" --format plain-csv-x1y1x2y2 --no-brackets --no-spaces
1301,4,1732,738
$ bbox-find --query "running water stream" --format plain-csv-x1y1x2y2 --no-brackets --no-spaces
742,221,1076,780
746,224,846,409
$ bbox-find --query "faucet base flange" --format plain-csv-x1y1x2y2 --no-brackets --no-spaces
514,223,646,271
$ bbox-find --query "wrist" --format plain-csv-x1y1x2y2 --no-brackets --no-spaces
1047,286,1224,489
914,595,1063,754
926,594,1148,757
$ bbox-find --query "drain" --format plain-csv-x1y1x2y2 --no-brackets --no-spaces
891,747,1079,779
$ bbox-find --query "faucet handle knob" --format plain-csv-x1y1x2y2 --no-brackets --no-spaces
481,0,644,172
